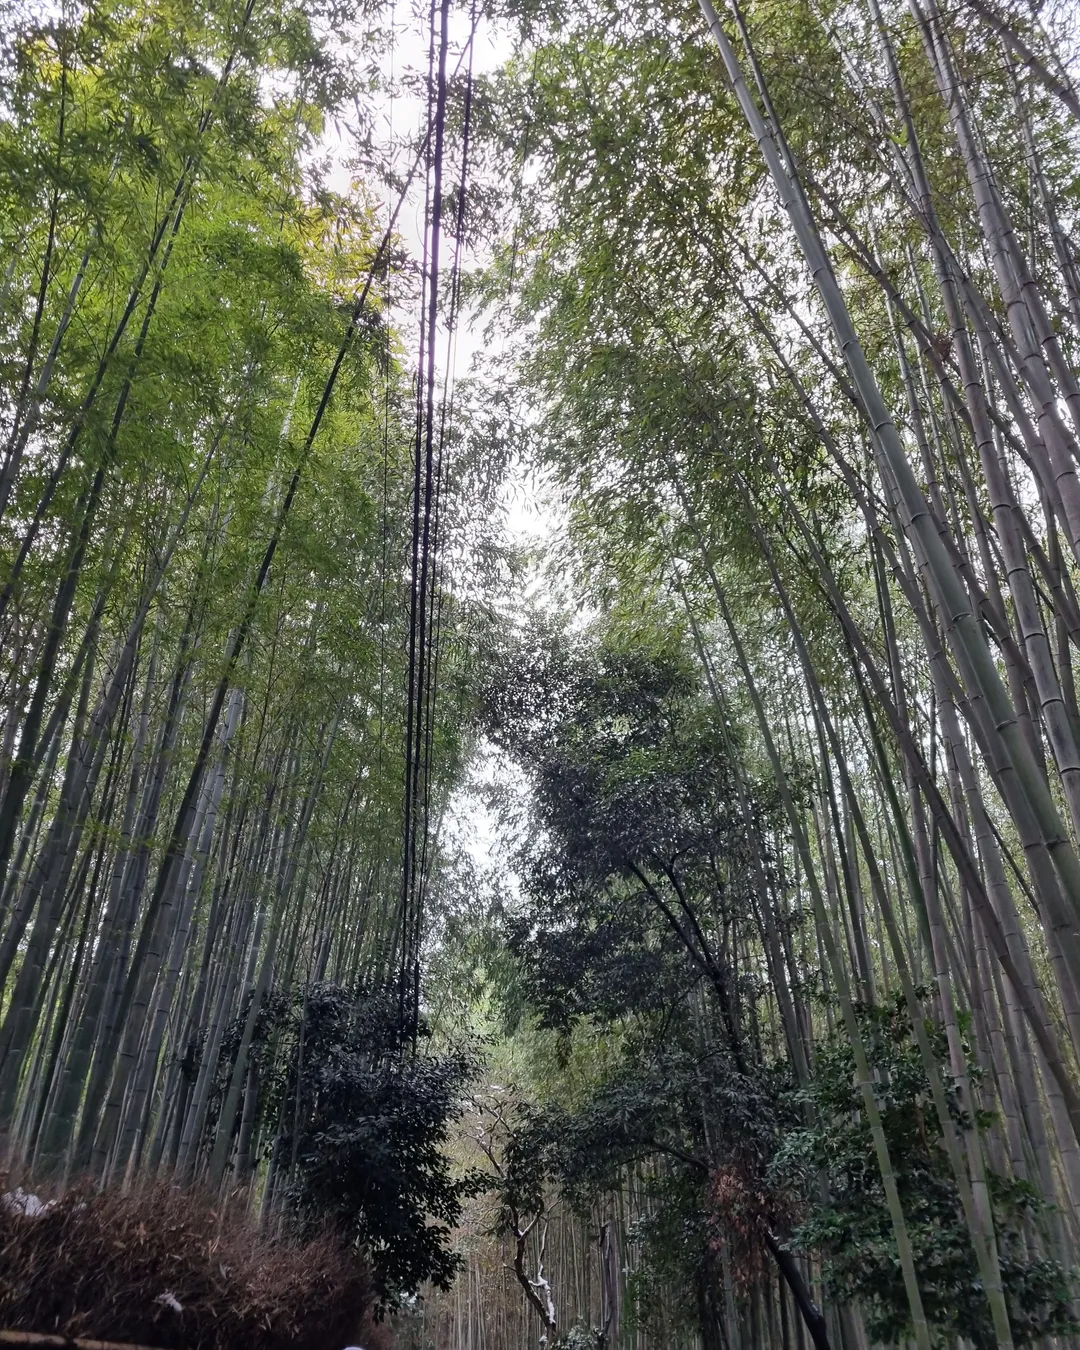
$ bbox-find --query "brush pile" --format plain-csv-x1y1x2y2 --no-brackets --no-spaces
0,1179,376,1349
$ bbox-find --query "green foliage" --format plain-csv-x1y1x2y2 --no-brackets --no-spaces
623,1171,717,1340
485,614,782,1044
555,1320,607,1349
772,997,1077,1348
276,985,483,1308
203,984,481,1307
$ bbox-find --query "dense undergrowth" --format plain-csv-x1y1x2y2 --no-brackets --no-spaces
0,1178,385,1349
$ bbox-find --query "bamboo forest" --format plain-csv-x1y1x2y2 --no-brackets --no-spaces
9,0,1080,1346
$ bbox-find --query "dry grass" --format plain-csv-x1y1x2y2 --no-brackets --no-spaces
0,1178,380,1350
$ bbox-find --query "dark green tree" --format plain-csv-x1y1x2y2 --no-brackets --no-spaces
270,985,481,1307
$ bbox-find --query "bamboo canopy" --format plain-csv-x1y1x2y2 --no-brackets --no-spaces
5,0,1080,1344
